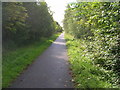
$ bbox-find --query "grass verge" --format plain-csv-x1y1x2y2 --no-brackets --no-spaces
65,33,118,88
2,33,60,88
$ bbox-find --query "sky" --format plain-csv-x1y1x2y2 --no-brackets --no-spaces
45,0,76,26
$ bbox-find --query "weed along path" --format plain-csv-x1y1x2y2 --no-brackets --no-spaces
10,33,73,88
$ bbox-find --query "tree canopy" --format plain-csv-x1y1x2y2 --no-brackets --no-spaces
2,2,63,48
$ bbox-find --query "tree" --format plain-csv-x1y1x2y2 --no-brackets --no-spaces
2,2,28,45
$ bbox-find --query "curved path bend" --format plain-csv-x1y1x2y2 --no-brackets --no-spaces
10,33,73,88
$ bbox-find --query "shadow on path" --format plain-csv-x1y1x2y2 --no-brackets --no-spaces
10,33,73,88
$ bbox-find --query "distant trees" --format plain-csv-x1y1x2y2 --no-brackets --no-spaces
2,2,63,48
54,21,63,33
64,2,120,84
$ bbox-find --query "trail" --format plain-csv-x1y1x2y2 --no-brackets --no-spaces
10,33,73,88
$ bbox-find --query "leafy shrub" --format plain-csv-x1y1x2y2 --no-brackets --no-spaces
64,2,120,87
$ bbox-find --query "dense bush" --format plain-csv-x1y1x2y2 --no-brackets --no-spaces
65,34,115,88
64,2,120,87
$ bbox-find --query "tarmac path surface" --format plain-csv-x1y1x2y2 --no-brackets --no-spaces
10,33,73,88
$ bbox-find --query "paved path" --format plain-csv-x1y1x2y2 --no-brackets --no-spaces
10,33,73,88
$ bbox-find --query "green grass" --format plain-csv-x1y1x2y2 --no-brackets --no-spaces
65,33,117,88
2,33,60,88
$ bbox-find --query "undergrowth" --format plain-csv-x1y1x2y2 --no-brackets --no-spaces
65,33,119,88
